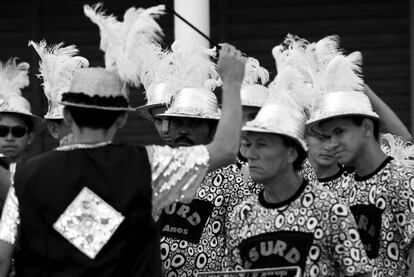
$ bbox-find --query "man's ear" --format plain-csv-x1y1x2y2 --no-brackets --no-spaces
362,118,374,138
115,112,129,129
287,147,299,165
46,121,60,140
26,132,35,145
63,108,73,128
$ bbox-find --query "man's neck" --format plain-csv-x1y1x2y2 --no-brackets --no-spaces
263,170,302,204
309,158,340,179
354,141,388,177
71,127,115,145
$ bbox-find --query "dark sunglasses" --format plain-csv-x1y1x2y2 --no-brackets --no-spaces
0,125,28,138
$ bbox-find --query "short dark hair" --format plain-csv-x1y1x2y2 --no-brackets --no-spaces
348,116,380,140
65,106,126,130
280,135,307,171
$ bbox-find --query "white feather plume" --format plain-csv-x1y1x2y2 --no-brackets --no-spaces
84,3,165,86
28,40,89,102
0,58,30,97
380,133,414,169
162,41,221,93
318,51,364,93
273,34,365,120
243,57,269,86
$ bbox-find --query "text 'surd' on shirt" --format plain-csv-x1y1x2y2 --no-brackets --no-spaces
238,230,313,274
160,199,214,243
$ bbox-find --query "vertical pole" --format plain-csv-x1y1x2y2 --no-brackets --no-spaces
174,0,210,48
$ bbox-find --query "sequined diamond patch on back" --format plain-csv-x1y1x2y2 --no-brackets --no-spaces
53,187,125,259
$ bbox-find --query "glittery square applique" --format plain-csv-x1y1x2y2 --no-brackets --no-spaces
53,187,125,259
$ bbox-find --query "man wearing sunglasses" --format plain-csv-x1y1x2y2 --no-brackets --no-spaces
0,59,41,179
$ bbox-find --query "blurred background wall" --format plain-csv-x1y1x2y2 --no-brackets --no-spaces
0,0,410,159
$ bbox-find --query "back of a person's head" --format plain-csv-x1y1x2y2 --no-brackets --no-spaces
66,106,125,130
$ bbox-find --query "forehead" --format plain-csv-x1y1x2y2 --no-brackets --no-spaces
0,113,27,126
319,117,356,132
245,131,284,144
170,117,209,126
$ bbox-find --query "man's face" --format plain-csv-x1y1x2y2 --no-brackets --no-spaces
168,117,214,147
305,133,337,168
241,132,292,185
0,114,33,162
319,117,365,166
149,106,172,145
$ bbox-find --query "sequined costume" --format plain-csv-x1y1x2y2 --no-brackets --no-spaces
332,156,414,277
160,160,262,276
0,143,209,277
223,180,372,276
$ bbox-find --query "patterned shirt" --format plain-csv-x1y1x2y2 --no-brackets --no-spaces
161,162,262,276
223,180,372,277
300,159,352,198
333,156,414,277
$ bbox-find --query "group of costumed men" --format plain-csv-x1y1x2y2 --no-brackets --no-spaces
0,3,412,277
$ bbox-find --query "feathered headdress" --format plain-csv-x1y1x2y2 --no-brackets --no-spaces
0,58,42,129
242,41,319,150
157,41,222,120
29,40,89,119
239,57,270,108
162,41,221,93
243,57,269,87
84,3,165,87
275,34,381,128
0,58,30,100
380,133,414,169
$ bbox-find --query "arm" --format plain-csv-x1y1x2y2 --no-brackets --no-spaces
408,246,414,277
364,84,412,141
205,43,245,171
0,186,18,277
0,240,13,277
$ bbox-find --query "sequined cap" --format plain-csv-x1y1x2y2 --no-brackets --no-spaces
307,90,379,127
60,68,132,111
274,34,380,129
160,87,220,120
242,102,307,151
135,82,172,120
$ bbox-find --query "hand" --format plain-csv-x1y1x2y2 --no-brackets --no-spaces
217,43,246,84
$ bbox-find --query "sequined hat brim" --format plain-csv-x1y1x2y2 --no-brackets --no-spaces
135,103,164,121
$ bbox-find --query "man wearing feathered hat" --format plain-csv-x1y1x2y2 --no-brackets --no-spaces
0,4,246,276
29,40,89,146
135,43,174,144
222,40,371,277
281,35,413,194
305,35,414,277
0,58,42,181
